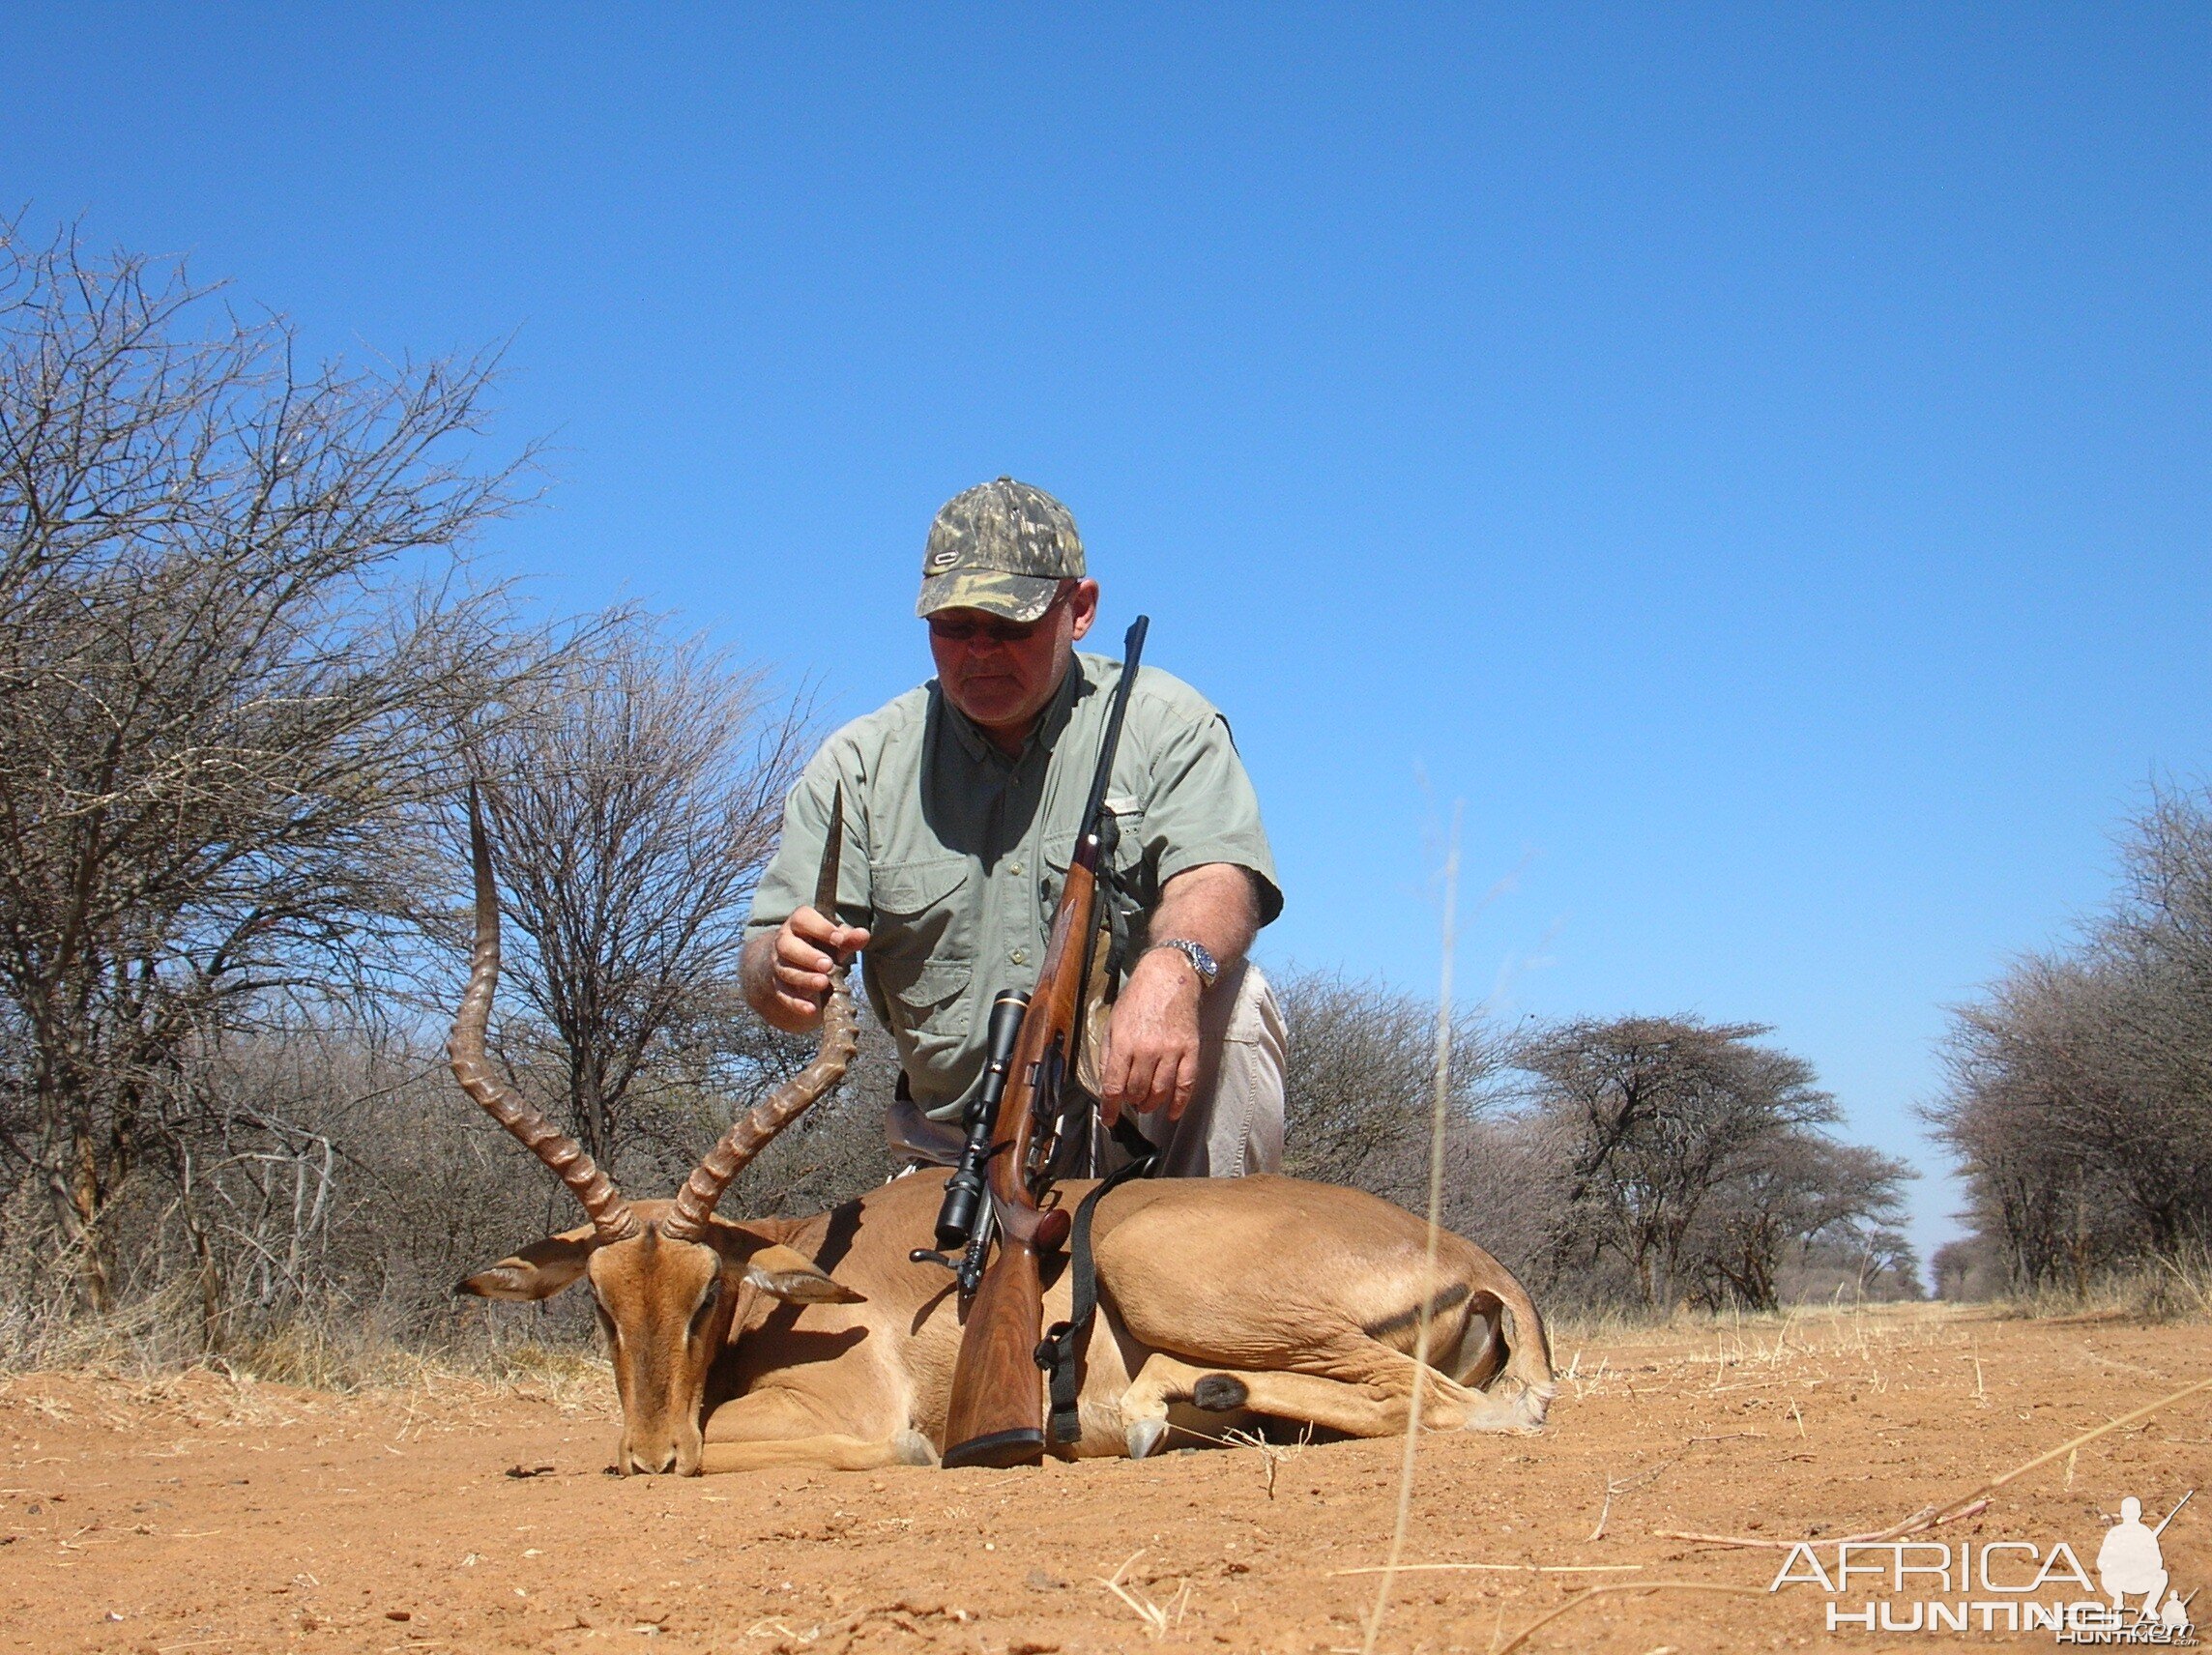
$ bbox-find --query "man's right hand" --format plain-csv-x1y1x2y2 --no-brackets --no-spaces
746,907,871,1031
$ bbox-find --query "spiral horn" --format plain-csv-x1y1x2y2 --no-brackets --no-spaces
449,783,638,1245
663,785,858,1242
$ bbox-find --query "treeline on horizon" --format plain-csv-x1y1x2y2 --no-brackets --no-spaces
1927,789,2212,1305
6,228,2157,1379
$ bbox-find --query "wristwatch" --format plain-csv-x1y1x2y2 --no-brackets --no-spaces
1150,938,1219,990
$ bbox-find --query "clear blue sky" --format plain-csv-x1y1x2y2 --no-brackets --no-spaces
10,6,2206,1263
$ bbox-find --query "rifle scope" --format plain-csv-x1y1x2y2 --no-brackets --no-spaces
932,989,1031,1250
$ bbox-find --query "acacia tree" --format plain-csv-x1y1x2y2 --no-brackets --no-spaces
467,619,811,1177
1516,1016,1873,1309
0,228,532,1307
1682,1133,1910,1310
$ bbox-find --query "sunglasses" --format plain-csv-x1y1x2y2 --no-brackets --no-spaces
928,614,1045,645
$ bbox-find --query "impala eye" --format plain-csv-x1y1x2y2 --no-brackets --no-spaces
687,1274,723,1340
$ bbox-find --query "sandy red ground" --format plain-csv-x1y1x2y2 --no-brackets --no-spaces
3,1304,2205,1654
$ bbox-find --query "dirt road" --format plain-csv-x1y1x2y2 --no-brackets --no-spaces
3,1305,2205,1653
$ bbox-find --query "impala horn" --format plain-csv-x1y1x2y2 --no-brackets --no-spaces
662,785,859,1243
450,783,639,1244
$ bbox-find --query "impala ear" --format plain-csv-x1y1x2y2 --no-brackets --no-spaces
743,1243,864,1305
456,1227,597,1301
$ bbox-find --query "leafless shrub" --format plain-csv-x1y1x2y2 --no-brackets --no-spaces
0,224,541,1310
0,1009,597,1370
1277,969,1498,1205
463,613,812,1179
1928,784,2212,1298
1273,976,1910,1313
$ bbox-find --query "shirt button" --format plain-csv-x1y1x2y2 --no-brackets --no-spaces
1010,949,1028,966
1008,861,1023,877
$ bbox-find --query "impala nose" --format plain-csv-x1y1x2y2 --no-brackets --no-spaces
624,1444,679,1475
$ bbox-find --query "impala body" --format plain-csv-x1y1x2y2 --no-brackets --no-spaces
463,1167,1554,1474
451,795,1553,1475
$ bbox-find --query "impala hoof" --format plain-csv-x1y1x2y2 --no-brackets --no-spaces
1125,1417,1168,1461
893,1429,939,1466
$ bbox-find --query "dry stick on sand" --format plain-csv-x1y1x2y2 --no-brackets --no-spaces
1590,1457,1679,1542
1492,1582,1768,1655
1332,1562,1644,1578
1655,1498,1991,1551
1356,802,1464,1655
1656,1373,2212,1550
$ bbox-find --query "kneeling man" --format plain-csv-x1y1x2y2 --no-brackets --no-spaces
742,478,1284,1176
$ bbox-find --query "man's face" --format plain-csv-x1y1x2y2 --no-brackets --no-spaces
928,578,1099,744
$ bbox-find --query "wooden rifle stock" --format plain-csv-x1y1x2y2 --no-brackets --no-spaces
941,615,1147,1470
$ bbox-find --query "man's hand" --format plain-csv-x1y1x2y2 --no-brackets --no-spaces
742,907,871,1032
1098,945,1205,1122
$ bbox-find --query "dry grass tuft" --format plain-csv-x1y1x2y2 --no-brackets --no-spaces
1096,1549,1189,1641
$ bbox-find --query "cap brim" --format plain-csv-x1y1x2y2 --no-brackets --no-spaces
916,569,1063,622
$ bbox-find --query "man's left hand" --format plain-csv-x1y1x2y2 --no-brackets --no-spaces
1098,946,1204,1123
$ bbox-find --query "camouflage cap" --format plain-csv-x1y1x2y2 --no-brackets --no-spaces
916,477,1086,621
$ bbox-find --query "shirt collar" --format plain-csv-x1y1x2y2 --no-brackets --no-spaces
938,657,1087,769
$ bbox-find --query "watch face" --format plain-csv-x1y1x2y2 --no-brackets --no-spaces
1166,939,1217,985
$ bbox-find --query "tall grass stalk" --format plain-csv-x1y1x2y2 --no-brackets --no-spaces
1360,801,1461,1655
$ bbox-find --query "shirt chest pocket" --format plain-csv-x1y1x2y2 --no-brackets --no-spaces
867,855,977,1024
1039,799,1148,913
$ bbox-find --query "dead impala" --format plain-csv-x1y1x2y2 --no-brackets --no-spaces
451,806,1555,1475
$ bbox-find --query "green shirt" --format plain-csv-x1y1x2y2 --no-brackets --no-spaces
747,653,1281,1118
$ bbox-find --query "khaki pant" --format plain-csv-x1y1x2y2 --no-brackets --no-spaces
886,959,1287,1178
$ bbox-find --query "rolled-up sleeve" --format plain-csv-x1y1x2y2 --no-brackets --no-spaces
1131,690,1283,926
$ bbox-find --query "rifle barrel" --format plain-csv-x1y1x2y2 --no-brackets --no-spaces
1075,617,1148,869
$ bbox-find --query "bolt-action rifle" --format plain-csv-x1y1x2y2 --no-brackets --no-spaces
935,615,1150,1469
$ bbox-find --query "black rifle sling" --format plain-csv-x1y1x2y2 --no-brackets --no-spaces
1034,1118,1156,1446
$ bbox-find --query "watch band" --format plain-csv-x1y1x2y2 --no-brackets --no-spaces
1150,938,1219,989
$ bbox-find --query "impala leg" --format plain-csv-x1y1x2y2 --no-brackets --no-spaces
1119,1352,1413,1449
1117,1352,1181,1460
699,1434,931,1474
1266,1319,1541,1433
1120,1347,1507,1451
697,1386,936,1475
1233,1357,1535,1434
